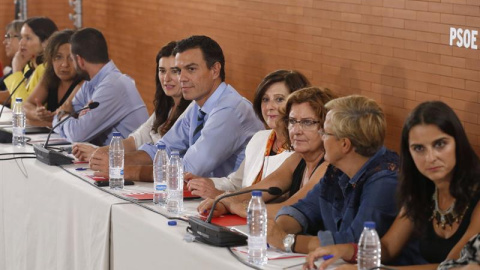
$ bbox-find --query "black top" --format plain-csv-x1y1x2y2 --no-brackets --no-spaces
46,78,82,111
419,192,480,263
288,157,325,197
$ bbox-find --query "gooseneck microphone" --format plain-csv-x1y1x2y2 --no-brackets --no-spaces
33,101,99,166
205,186,282,223
187,187,282,247
0,68,35,119
44,101,99,148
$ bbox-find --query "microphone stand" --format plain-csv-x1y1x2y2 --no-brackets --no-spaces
187,187,282,247
33,102,99,166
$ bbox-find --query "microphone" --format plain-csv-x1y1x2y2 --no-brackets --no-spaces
206,186,282,223
0,68,35,119
33,101,99,166
187,187,282,247
44,101,99,148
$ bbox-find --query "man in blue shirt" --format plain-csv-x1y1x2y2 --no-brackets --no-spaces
52,28,148,146
268,95,421,265
90,35,264,179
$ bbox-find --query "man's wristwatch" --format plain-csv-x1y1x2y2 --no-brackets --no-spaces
283,234,296,253
57,110,70,121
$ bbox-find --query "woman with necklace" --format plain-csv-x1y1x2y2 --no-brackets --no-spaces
186,70,311,199
304,101,480,270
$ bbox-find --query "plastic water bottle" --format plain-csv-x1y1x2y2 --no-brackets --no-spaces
247,190,268,266
12,97,26,147
358,221,381,270
153,144,168,206
109,132,124,190
167,151,183,214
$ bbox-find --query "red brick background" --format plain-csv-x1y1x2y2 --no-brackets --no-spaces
1,0,479,153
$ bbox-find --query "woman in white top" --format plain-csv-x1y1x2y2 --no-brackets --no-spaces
72,41,191,160
186,70,311,198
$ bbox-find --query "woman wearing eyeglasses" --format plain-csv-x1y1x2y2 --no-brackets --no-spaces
197,87,336,219
0,20,23,95
186,70,310,199
3,17,57,103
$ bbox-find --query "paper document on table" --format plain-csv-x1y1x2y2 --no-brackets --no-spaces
233,246,306,260
27,133,69,144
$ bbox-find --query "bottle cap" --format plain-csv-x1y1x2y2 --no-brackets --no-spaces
168,220,177,226
156,144,166,150
15,98,22,102
171,150,180,156
251,190,262,197
112,132,122,137
364,221,376,229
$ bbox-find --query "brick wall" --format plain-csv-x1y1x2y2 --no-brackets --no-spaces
1,0,479,153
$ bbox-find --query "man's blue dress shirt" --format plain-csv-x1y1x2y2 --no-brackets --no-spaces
53,61,148,146
140,82,264,177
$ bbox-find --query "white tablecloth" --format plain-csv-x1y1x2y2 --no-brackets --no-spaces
0,144,343,270
0,144,125,270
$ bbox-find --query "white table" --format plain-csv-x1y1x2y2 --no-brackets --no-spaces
0,144,125,270
110,199,339,270
0,143,342,270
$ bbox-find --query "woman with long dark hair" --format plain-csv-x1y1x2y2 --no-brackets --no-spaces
23,30,84,127
3,17,57,102
72,41,191,162
304,101,480,270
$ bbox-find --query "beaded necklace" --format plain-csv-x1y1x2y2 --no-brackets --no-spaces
430,188,468,230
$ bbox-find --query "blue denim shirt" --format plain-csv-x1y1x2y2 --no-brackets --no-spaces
277,146,399,246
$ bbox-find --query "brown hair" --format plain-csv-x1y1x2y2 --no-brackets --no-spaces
280,86,337,149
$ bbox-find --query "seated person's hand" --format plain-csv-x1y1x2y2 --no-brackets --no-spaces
186,175,222,199
34,98,55,122
12,50,32,73
78,100,94,117
89,147,109,177
303,243,354,270
266,218,289,250
55,100,74,119
197,197,227,218
72,143,98,161
227,201,248,218
452,265,480,270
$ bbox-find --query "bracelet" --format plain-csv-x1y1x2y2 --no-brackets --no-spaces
347,243,358,263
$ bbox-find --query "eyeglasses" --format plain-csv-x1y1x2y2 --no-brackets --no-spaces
4,34,20,40
287,118,321,130
318,130,335,137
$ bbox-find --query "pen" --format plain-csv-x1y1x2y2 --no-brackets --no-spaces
322,254,334,260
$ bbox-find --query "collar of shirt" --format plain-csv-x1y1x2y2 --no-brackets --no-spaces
196,82,227,116
338,146,387,194
87,60,116,88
